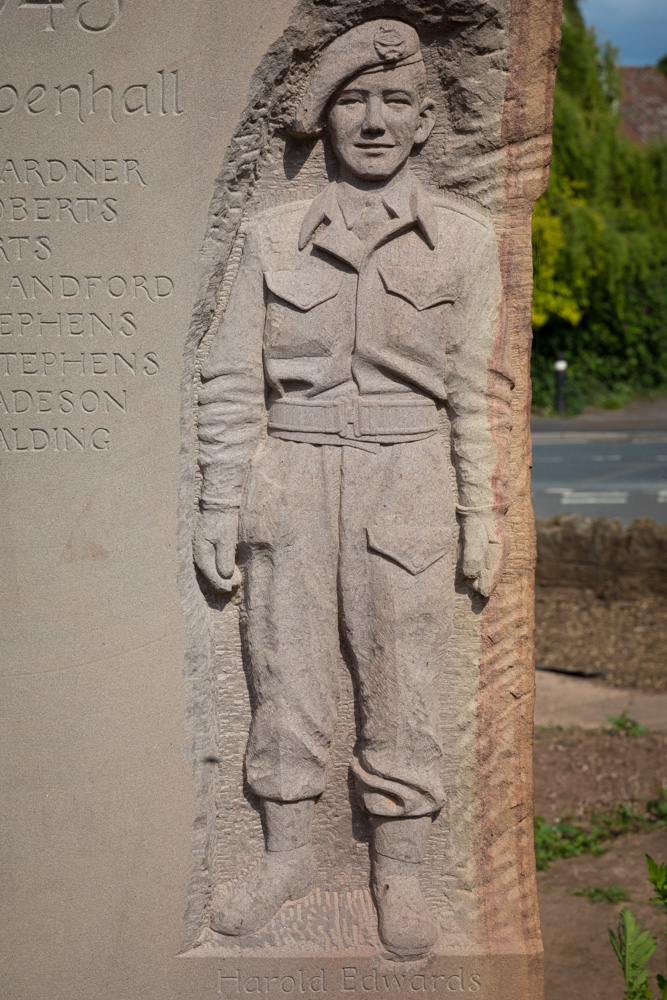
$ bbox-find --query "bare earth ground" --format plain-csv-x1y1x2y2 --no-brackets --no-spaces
534,728,667,823
535,590,667,692
538,828,667,1000
533,691,667,998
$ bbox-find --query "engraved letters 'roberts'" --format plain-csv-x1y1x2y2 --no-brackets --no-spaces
194,17,512,964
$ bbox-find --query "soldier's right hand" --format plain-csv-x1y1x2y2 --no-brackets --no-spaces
193,507,242,593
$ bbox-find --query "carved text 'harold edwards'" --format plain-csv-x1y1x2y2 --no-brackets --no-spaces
217,968,483,995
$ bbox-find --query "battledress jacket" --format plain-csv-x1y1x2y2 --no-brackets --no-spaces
198,172,513,513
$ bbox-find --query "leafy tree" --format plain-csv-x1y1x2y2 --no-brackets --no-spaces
531,0,667,412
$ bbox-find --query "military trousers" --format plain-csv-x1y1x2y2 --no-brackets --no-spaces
237,432,455,818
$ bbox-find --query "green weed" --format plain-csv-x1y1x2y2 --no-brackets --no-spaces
609,855,667,999
647,793,667,825
572,886,631,904
606,712,648,737
535,815,608,870
609,908,657,1000
647,857,667,909
534,792,667,871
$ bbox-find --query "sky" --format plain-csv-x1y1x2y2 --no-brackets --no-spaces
582,0,667,66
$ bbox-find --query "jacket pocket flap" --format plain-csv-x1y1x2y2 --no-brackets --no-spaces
265,269,343,311
367,523,450,575
378,265,459,311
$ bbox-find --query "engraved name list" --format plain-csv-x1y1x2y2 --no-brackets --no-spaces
0,68,184,453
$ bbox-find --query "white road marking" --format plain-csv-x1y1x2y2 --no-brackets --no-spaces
658,490,667,503
592,455,622,461
561,493,628,504
545,488,628,504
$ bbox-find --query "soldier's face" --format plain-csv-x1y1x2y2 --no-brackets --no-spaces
327,63,435,182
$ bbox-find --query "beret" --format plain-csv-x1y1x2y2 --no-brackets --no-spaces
292,19,423,137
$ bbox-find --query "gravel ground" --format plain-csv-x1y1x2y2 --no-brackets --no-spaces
535,590,667,692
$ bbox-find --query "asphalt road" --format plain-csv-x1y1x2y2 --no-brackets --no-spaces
531,435,667,524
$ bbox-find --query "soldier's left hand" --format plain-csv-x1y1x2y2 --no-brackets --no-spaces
460,513,509,597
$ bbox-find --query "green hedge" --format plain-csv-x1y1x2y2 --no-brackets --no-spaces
531,0,667,413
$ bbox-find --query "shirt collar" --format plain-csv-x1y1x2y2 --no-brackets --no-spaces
298,170,438,252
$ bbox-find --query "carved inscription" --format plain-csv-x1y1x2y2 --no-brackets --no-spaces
2,0,187,456
217,969,483,996
339,969,482,994
0,157,148,225
18,0,66,34
3,0,121,33
76,0,122,34
0,149,170,453
0,69,184,121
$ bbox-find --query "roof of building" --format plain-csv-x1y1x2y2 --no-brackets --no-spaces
620,66,667,144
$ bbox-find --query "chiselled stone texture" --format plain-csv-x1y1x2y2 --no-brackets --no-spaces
179,0,562,990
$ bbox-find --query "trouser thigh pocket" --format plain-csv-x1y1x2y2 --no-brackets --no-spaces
366,522,451,575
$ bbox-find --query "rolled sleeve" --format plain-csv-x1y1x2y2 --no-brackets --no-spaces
446,227,513,511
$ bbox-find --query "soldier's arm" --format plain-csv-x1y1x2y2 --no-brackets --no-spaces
194,222,266,591
445,225,513,597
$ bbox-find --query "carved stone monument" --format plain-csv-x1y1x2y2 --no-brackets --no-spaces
0,2,562,999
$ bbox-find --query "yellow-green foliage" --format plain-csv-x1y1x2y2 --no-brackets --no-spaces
531,0,667,412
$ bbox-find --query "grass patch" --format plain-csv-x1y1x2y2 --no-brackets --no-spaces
534,791,667,871
605,712,647,737
571,886,631,904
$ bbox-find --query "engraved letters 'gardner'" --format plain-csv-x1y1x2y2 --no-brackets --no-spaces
194,17,512,961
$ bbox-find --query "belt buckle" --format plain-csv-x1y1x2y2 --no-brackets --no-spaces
354,398,371,437
336,398,357,438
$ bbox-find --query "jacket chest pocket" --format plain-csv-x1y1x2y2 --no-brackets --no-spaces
264,269,344,359
374,265,458,371
378,265,459,311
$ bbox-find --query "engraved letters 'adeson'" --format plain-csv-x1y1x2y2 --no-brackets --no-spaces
194,18,512,961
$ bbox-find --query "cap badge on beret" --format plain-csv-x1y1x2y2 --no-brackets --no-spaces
291,19,423,138
374,26,407,62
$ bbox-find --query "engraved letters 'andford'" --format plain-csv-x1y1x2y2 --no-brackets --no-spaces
194,19,512,960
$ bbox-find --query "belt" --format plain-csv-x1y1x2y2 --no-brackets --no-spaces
267,396,438,444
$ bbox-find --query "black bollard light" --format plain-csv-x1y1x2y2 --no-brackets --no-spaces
554,353,568,416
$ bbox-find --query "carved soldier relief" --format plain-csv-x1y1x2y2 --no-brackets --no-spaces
183,0,544,981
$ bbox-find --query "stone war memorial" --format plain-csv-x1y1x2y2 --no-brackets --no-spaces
0,2,562,999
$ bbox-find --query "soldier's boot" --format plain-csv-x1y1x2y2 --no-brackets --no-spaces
211,799,316,937
371,815,438,959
